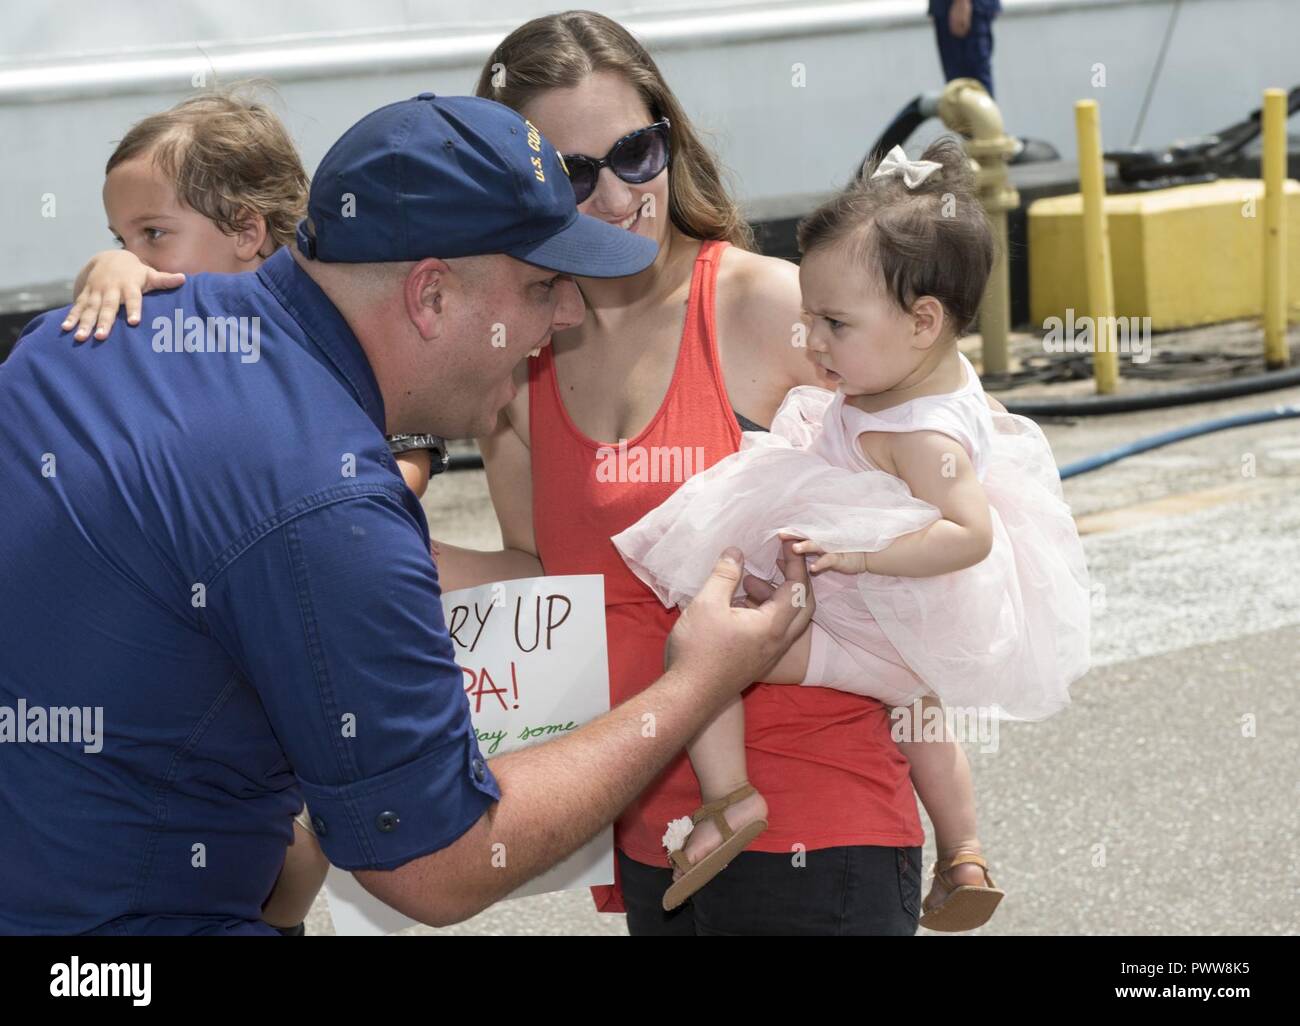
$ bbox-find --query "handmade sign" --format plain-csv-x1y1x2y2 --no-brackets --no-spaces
323,574,613,935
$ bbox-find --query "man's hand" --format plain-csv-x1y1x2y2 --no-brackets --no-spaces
64,250,185,342
665,538,815,692
949,0,973,37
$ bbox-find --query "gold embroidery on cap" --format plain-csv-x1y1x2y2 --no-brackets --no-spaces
524,119,545,182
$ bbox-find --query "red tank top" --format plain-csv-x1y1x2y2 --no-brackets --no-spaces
528,240,923,913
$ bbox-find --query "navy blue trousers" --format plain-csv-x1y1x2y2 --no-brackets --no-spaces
933,10,997,97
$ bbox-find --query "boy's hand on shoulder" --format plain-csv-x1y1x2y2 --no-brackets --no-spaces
64,249,185,342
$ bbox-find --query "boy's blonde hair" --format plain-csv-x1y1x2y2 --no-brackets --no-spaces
106,86,308,250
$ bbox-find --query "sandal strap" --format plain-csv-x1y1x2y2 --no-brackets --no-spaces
690,783,755,842
667,847,693,874
932,850,995,888
933,850,987,873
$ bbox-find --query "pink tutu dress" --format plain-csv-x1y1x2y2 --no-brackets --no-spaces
611,353,1091,721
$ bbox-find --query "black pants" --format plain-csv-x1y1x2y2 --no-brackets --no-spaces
618,845,922,936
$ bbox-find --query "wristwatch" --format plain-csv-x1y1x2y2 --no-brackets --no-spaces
386,433,451,475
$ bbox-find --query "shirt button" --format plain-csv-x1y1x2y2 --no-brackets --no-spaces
376,811,400,833
472,757,487,782
312,815,328,837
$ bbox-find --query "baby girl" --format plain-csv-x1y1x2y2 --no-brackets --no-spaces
613,137,1091,930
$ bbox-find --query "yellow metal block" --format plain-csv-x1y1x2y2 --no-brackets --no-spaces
1029,178,1300,331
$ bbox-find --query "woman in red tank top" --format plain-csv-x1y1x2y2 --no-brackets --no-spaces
435,12,926,935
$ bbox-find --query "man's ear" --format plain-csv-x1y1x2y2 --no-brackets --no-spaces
403,258,452,340
911,295,946,350
232,210,271,264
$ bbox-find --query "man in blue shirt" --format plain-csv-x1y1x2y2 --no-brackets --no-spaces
0,94,814,935
930,0,1002,98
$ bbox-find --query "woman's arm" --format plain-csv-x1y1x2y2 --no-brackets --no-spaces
432,395,543,592
794,430,994,578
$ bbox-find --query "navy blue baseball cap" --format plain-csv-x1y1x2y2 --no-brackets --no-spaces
296,93,658,277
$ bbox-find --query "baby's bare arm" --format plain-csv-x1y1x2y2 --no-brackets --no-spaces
859,430,993,577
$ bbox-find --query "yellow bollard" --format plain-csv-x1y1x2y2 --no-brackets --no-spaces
936,79,1020,377
1262,88,1290,369
1074,100,1120,394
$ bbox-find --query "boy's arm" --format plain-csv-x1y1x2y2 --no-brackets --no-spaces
64,250,185,341
261,816,330,929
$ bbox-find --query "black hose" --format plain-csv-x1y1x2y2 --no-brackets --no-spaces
1003,363,1300,417
861,96,928,177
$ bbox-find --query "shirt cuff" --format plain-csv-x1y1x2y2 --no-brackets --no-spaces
296,724,501,871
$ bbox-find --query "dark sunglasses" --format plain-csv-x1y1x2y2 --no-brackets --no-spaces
561,118,671,205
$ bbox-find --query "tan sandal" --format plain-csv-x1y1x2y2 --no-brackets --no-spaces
662,783,768,911
918,849,1005,932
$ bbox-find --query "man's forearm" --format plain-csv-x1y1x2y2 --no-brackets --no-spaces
363,664,729,925
476,665,720,893
433,541,543,592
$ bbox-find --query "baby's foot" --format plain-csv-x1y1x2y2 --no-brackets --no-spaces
672,788,768,881
925,846,993,907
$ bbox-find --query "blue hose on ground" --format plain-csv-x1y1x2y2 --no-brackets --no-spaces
1057,405,1300,479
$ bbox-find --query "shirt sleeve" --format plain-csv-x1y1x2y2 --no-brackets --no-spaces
203,486,501,871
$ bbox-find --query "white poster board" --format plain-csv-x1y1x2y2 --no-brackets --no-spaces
323,574,613,935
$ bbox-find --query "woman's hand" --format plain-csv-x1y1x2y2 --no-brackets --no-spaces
63,250,185,342
789,538,873,575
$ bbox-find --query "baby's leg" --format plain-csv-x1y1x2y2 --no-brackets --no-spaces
893,697,987,890
756,624,813,684
677,696,769,874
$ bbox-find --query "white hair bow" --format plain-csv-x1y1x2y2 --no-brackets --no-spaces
871,145,943,189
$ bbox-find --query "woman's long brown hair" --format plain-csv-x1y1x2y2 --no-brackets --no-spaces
474,10,754,250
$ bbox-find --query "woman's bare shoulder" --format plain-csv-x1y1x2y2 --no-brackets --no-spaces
718,246,801,312
716,248,821,385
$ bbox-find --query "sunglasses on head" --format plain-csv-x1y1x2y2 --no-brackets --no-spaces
561,118,671,205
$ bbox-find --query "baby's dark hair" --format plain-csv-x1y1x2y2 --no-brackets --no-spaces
796,136,994,338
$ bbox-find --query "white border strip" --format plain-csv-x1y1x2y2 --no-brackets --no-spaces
0,0,1174,105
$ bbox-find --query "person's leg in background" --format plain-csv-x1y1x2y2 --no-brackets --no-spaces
933,3,997,98
686,846,921,936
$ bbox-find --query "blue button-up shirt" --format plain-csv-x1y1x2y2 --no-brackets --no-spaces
0,247,500,935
